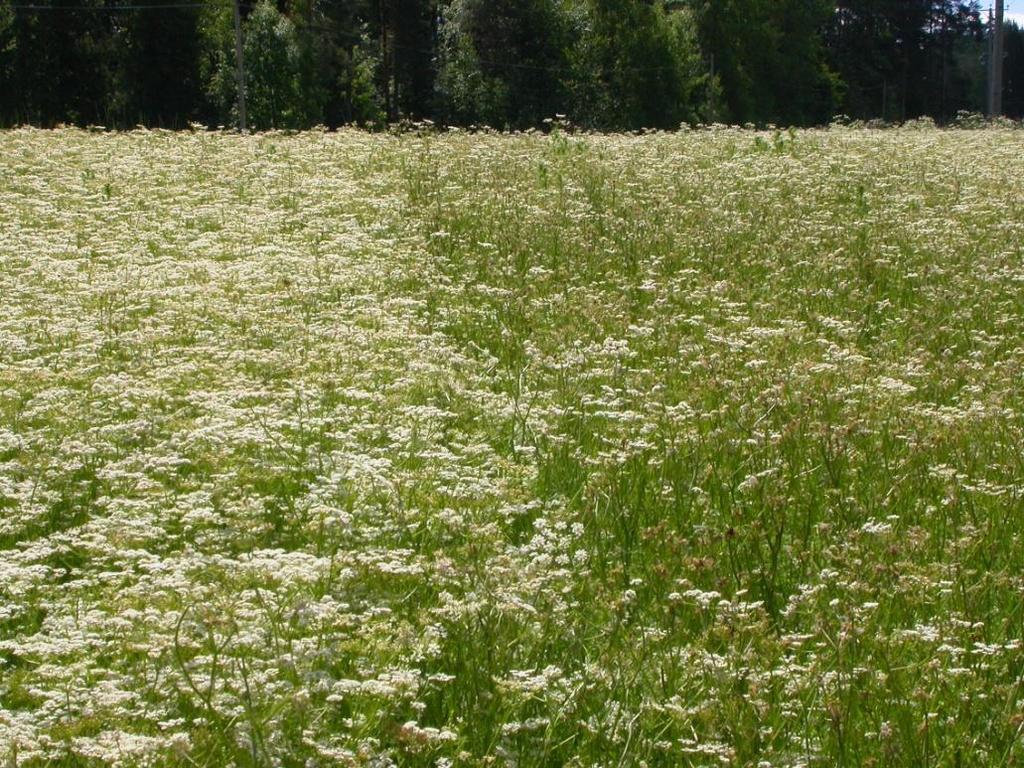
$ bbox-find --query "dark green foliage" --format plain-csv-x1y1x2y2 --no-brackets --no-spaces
0,0,1019,128
437,0,573,127
826,0,987,122
0,2,13,118
4,0,117,126
388,0,437,119
1003,21,1024,117
241,0,309,129
568,0,706,129
693,0,840,125
0,2,14,126
114,1,204,127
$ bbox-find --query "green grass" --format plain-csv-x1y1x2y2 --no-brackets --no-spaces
0,124,1023,767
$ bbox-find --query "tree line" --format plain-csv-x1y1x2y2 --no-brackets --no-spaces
0,0,1021,130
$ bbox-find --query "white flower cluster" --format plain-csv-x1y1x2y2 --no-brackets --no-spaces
1,125,1022,765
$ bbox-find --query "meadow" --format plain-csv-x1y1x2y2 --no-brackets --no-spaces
1,124,1023,767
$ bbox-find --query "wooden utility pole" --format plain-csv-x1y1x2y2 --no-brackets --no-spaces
232,0,248,132
988,0,1005,117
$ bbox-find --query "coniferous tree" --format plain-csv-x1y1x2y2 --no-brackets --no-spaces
1004,22,1024,118
5,0,116,126
114,0,204,127
389,0,437,118
0,0,1016,128
827,0,984,121
692,0,838,125
0,0,15,124
437,0,571,127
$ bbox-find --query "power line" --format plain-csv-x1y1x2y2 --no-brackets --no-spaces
8,2,234,10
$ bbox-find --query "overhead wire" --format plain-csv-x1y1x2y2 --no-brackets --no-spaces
7,2,243,10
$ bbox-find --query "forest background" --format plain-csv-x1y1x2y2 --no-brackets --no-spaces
1,0,1023,131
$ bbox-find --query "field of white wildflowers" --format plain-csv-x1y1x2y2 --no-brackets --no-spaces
1,124,1023,767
